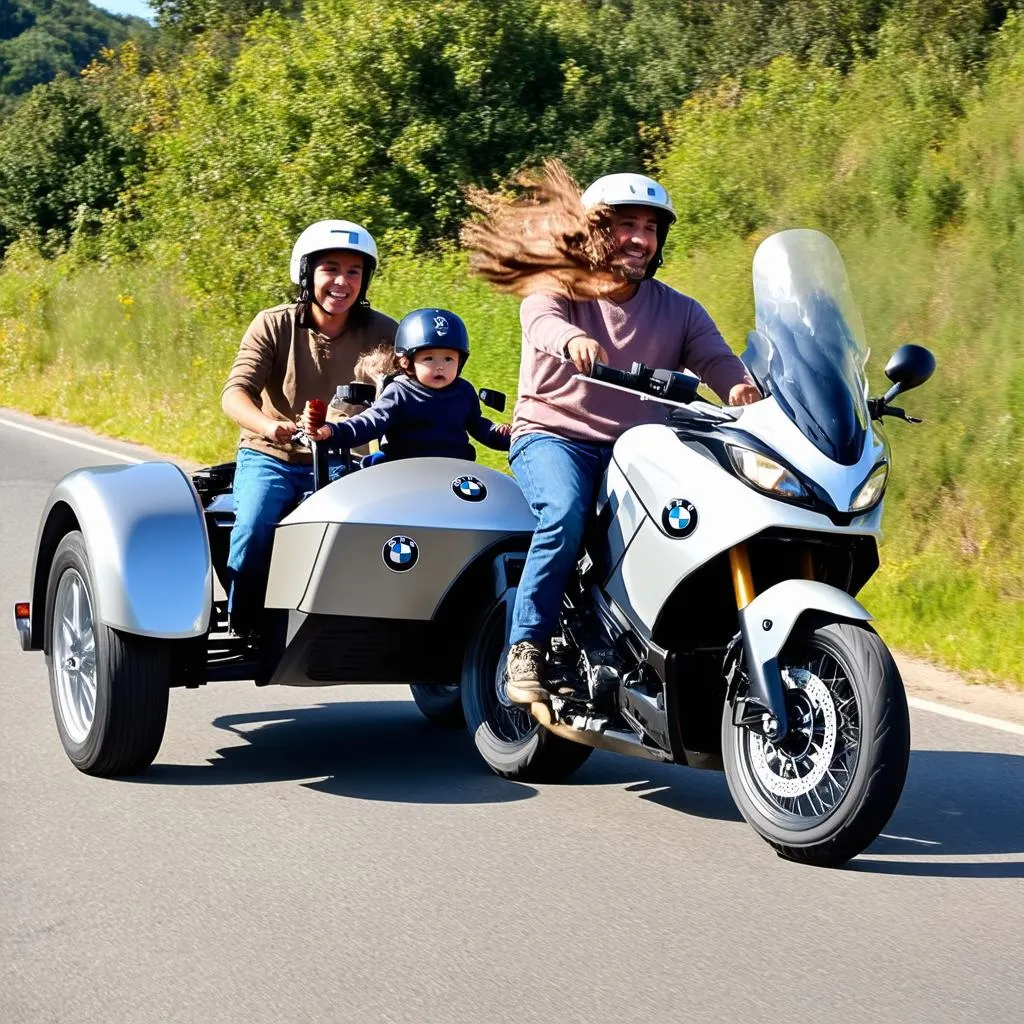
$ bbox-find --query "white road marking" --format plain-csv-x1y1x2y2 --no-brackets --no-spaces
878,834,941,846
0,416,142,464
908,696,1024,737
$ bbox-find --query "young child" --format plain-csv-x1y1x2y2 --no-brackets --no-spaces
302,307,511,460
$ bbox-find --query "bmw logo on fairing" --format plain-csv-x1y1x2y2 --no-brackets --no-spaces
662,499,698,537
452,475,486,502
382,535,418,572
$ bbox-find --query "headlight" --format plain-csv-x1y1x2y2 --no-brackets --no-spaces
851,462,889,511
727,445,807,499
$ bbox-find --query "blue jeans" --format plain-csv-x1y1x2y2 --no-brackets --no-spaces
226,448,317,629
509,434,613,646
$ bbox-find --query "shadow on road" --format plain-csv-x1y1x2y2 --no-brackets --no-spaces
136,700,535,806
133,697,743,820
855,749,1024,877
133,701,1024,873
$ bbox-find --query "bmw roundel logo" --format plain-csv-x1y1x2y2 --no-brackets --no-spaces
662,499,698,538
452,475,486,502
382,535,418,572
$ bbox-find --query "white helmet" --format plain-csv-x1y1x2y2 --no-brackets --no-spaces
289,219,379,286
581,173,676,223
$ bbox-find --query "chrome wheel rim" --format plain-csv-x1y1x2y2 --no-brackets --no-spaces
52,568,98,744
740,651,860,824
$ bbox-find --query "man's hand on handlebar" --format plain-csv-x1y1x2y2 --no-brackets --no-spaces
566,336,609,375
729,382,761,405
263,418,298,444
728,381,761,406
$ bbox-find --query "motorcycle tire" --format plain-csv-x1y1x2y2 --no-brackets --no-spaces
45,531,171,776
409,683,465,727
722,617,909,867
462,599,592,783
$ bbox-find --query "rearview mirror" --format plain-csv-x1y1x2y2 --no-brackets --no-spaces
479,388,506,413
882,344,936,402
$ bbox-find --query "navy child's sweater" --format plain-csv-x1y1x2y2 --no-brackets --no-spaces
328,374,510,460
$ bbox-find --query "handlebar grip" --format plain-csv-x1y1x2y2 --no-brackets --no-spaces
589,362,635,388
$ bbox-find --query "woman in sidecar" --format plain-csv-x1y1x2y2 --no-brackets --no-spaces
220,220,398,638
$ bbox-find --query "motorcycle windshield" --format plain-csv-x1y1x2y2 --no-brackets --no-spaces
747,230,870,465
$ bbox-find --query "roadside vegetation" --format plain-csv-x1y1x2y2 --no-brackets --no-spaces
0,1,1021,683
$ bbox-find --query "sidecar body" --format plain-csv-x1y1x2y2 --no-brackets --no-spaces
14,451,534,774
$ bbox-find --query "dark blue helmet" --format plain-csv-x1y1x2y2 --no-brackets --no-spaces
395,308,470,368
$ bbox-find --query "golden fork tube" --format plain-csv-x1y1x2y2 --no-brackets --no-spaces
729,544,755,610
801,548,815,581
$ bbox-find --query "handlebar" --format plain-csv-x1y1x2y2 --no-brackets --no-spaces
589,361,700,405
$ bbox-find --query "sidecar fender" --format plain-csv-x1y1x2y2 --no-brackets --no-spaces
737,580,871,736
27,462,212,648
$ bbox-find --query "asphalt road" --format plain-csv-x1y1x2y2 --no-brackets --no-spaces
2,409,1022,1024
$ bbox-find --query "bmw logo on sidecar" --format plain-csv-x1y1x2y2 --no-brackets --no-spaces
382,535,418,572
452,475,487,502
662,499,698,538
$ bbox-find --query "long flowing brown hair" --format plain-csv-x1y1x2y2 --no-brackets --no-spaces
461,159,620,300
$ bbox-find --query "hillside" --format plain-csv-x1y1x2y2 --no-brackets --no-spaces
0,0,152,103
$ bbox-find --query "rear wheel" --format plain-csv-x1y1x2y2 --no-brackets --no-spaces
461,599,591,782
45,532,171,776
409,683,464,727
722,618,909,867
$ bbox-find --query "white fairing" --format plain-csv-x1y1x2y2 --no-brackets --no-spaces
729,398,887,511
604,421,883,634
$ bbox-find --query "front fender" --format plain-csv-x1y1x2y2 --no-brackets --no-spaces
29,462,212,646
737,580,871,738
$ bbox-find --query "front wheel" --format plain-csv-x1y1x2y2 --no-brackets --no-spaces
45,531,171,776
461,599,592,783
722,618,909,867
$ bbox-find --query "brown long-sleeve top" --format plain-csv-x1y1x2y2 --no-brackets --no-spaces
222,302,398,464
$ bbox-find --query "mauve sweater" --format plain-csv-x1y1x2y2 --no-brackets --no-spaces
512,280,751,444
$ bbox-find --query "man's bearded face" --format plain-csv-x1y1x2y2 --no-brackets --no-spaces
608,206,661,282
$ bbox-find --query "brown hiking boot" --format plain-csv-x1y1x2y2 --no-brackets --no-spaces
505,641,550,705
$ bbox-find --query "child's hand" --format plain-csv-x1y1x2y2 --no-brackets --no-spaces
495,423,511,438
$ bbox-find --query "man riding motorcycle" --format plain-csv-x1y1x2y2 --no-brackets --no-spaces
497,172,761,704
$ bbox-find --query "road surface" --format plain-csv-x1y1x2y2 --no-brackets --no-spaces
2,410,1021,1024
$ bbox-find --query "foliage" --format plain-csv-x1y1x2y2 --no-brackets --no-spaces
137,0,569,316
0,73,142,255
0,0,152,102
150,0,299,38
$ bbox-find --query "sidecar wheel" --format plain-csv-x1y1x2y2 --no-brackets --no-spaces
45,531,170,777
462,600,592,783
409,683,465,727
722,619,909,868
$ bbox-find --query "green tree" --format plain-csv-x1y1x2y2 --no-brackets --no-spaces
0,75,136,254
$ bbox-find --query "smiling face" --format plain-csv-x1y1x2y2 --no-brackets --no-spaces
608,205,662,283
311,250,364,321
412,348,460,389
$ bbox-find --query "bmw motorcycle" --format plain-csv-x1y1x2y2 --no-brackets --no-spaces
461,228,936,867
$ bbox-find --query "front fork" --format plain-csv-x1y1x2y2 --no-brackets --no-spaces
728,543,803,741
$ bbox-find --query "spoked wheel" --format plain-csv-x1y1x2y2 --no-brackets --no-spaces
45,531,171,776
461,599,591,782
409,683,465,727
722,619,909,867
